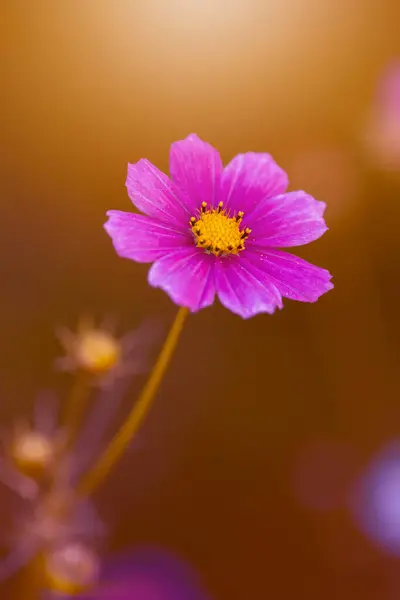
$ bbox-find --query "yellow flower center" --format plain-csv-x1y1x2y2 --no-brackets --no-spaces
75,330,121,374
190,202,251,257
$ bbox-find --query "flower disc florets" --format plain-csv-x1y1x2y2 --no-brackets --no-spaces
190,201,251,256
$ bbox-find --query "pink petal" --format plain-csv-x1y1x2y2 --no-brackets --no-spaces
104,211,191,263
219,152,288,216
169,134,223,212
247,191,328,247
148,248,216,312
214,256,283,319
126,159,191,227
245,248,333,302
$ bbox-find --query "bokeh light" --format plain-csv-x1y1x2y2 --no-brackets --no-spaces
363,60,400,172
83,547,212,600
349,442,400,557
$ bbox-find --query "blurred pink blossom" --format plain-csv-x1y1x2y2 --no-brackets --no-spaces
363,60,400,172
73,547,212,600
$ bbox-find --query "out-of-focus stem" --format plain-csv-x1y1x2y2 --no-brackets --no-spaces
64,373,91,447
77,306,189,497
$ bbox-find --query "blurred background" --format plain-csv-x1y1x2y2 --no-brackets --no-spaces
2,1,400,598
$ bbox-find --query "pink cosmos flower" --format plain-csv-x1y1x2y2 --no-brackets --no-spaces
105,135,333,318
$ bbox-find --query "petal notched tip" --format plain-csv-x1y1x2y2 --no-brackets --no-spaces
179,133,203,143
124,159,190,226
125,158,151,183
104,209,124,233
169,134,223,211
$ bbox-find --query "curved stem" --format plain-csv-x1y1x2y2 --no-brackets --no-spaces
78,306,189,496
63,372,92,449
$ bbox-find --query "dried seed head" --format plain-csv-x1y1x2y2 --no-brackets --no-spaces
44,541,100,594
11,430,55,472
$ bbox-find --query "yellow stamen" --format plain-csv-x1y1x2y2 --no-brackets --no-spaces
190,202,251,256
77,306,189,496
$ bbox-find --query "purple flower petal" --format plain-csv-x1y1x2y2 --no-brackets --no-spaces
148,248,216,312
214,256,283,319
246,248,333,302
169,134,223,212
219,152,288,216
104,211,190,263
247,191,328,247
81,547,212,600
126,159,191,226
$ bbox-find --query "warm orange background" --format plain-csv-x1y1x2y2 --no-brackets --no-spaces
2,1,400,598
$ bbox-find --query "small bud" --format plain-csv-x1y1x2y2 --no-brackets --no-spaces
74,329,121,374
45,542,100,594
11,430,55,472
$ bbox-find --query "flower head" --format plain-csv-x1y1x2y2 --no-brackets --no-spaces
11,431,56,472
44,540,100,595
56,316,150,387
1,393,65,478
0,459,103,587
105,134,333,318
